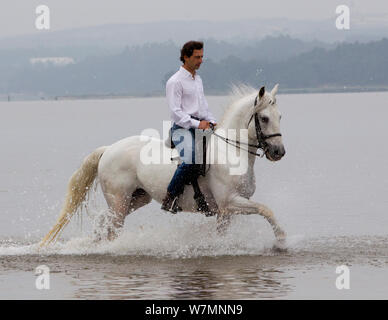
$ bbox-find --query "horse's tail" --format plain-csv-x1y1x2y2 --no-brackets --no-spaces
40,146,107,247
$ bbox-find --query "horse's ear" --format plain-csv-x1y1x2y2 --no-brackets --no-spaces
259,86,265,99
271,83,279,96
254,86,265,106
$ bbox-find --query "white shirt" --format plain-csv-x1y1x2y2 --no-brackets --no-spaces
166,66,217,129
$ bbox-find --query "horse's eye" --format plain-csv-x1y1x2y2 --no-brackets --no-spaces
261,116,269,123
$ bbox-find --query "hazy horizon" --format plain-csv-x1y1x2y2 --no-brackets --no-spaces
1,0,388,39
1,1,388,98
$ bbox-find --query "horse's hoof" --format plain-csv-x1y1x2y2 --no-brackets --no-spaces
273,237,287,253
272,243,288,253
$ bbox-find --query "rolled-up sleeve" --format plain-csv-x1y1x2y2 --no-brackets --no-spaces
166,79,199,129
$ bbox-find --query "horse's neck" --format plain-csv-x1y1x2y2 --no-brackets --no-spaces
218,97,253,133
217,98,257,147
214,98,259,171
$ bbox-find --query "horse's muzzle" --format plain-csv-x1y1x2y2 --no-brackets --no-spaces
266,144,286,161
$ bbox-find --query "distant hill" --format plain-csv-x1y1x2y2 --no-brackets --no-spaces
200,38,388,92
1,37,388,98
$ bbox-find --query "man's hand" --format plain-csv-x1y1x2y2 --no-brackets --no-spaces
198,120,210,130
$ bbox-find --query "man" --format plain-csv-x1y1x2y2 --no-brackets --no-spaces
161,41,217,213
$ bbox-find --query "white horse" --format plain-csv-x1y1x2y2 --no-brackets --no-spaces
41,84,286,248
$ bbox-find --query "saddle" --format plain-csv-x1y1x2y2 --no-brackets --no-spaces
165,124,214,216
165,126,208,177
164,128,176,149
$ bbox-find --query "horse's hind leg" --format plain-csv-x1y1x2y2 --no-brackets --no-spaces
109,188,151,240
99,192,132,241
98,188,151,241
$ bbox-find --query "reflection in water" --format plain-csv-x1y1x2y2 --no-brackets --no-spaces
66,256,294,299
169,267,291,299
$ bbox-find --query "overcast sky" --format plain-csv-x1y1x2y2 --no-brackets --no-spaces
1,0,388,38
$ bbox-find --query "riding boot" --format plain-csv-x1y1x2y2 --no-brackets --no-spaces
161,191,182,214
194,193,215,217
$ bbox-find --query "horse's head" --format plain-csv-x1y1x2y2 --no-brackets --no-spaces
250,84,285,161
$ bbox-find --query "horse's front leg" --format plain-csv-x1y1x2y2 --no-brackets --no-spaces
216,212,231,234
226,195,286,246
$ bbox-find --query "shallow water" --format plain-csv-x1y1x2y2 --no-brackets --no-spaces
0,92,387,299
1,235,388,299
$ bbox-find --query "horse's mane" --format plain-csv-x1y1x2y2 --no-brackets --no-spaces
219,84,258,127
229,84,258,102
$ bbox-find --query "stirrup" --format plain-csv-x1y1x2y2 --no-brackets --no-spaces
161,195,182,214
170,196,183,213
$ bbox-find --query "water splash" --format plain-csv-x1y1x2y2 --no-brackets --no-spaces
0,206,282,257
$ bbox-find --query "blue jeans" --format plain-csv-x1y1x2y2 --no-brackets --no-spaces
167,123,199,197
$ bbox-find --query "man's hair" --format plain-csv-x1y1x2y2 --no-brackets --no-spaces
180,41,204,63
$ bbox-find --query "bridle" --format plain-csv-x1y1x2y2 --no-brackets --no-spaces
212,95,282,157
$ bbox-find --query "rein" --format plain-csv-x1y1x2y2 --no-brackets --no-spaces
211,100,282,158
212,129,267,157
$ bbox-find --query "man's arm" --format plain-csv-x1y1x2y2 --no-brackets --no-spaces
166,80,200,129
199,78,217,126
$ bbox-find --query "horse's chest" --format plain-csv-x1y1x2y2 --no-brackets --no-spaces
235,170,256,198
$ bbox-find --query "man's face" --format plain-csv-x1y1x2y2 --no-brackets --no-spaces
184,48,204,70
